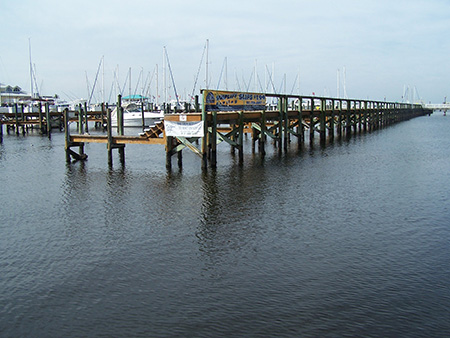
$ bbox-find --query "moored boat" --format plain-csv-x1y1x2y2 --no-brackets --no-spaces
110,103,164,127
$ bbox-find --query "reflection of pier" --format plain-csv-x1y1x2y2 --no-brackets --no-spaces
62,91,432,169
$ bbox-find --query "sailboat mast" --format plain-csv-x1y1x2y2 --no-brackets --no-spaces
102,56,105,103
343,66,347,99
254,59,257,92
337,69,340,98
129,67,131,99
156,64,159,107
163,47,167,104
225,56,228,91
28,38,33,98
206,39,209,89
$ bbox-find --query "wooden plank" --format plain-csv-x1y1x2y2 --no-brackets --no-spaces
70,134,165,145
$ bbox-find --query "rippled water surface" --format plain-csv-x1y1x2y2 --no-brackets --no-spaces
1,114,449,337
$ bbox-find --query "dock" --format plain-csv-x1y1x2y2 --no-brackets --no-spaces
61,90,432,169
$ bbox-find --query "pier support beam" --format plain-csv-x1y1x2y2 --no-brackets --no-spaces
297,99,304,147
319,98,326,144
211,111,217,168
260,110,266,156
45,102,51,137
309,99,315,144
201,96,208,170
64,109,87,162
346,100,352,136
238,111,244,164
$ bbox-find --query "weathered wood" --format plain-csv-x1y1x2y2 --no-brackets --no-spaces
44,91,429,167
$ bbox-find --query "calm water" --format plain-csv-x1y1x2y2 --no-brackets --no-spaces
1,114,449,337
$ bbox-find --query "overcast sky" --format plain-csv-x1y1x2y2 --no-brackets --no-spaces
1,0,449,104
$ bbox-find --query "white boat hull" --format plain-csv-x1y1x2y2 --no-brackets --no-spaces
111,111,164,127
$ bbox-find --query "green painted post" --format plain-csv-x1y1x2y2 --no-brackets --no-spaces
99,102,104,129
211,111,217,168
319,98,326,143
238,111,244,164
201,91,208,170
296,98,303,146
141,100,145,130
118,98,125,163
45,102,51,137
329,99,335,139
280,96,289,152
336,100,342,137
357,102,361,132
117,94,122,134
260,110,266,157
104,103,108,130
363,101,368,131
276,97,282,151
107,107,113,166
195,95,199,112
370,102,375,131
78,104,83,134
309,98,315,143
283,96,289,152
64,109,71,163
84,102,89,133
165,135,173,169
38,102,43,134
346,100,352,136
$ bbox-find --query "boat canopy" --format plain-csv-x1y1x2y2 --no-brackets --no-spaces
122,95,148,100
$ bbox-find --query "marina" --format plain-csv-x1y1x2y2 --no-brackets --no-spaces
0,111,449,337
3,1,450,336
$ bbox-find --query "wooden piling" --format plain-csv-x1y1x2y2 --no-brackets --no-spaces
45,102,51,137
14,104,19,135
238,111,244,164
107,108,113,166
260,110,266,156
329,99,335,139
309,99,315,143
319,98,326,144
201,95,208,170
84,102,89,134
78,104,83,134
20,104,26,135
141,100,145,130
38,102,43,134
211,111,217,168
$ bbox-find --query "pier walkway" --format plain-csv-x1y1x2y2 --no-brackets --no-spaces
62,90,432,169
425,103,450,114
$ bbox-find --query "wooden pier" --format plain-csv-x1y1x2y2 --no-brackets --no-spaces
0,101,108,142
60,90,432,169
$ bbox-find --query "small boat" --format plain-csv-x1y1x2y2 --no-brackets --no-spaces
111,102,164,127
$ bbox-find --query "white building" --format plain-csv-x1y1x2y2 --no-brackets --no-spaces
0,83,31,105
